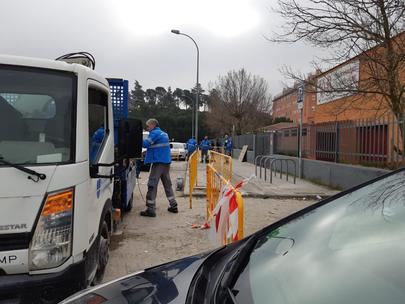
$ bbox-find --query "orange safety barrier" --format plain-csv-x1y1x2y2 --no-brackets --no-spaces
188,150,199,209
206,164,244,245
209,150,232,181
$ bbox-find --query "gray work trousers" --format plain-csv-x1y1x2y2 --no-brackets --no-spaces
201,150,209,163
146,163,177,211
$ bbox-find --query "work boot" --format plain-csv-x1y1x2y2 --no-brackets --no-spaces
140,209,156,217
167,206,178,213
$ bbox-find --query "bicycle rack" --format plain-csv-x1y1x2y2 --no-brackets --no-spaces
269,158,297,184
263,156,276,181
255,155,297,184
254,155,267,178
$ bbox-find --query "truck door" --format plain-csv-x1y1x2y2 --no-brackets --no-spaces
87,81,114,246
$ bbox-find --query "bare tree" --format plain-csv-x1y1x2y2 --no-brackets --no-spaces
207,68,272,135
273,0,405,124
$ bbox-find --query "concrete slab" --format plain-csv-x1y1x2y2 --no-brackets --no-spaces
183,159,339,199
231,160,340,199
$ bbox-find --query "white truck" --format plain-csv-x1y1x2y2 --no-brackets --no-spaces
0,53,142,303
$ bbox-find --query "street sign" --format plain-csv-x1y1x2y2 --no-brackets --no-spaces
297,86,304,103
298,102,304,110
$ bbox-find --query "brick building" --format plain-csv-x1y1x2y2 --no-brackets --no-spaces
270,32,405,167
272,83,316,124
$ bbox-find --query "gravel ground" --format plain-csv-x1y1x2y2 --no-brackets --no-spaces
103,161,317,283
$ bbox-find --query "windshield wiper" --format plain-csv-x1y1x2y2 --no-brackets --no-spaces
0,156,46,182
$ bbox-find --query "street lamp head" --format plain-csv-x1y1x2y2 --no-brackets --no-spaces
171,29,181,34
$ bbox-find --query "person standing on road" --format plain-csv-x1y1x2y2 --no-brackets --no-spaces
186,137,197,160
224,134,232,156
200,135,211,163
140,118,178,217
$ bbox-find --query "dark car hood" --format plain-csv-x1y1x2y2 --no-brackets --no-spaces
61,253,210,304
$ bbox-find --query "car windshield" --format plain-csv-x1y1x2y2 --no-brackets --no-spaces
226,169,405,304
0,66,75,165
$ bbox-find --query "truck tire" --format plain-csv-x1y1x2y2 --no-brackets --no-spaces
92,220,110,285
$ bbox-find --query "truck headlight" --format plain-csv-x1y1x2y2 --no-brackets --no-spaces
29,188,74,270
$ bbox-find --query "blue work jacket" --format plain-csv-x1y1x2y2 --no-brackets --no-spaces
143,127,171,164
200,139,211,152
224,138,232,151
186,138,197,154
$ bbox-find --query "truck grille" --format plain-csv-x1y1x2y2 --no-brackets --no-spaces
0,233,30,252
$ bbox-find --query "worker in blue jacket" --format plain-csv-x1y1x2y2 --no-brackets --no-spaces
90,125,105,164
141,118,178,217
200,135,211,163
224,134,233,156
186,137,197,160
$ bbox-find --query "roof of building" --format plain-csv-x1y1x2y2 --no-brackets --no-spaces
259,122,298,132
273,86,297,102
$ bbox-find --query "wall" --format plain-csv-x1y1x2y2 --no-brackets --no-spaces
240,153,390,190
301,157,390,190
313,32,405,123
272,92,299,123
272,89,316,124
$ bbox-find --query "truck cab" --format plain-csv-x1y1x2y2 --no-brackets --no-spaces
0,55,140,303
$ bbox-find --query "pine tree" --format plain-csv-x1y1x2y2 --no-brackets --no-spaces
129,80,145,111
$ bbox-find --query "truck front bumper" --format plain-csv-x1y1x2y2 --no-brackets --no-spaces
0,260,85,304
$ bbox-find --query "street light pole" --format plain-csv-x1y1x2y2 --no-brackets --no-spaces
182,93,195,138
171,29,200,143
297,85,304,179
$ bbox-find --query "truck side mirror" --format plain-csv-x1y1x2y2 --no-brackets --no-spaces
118,118,142,159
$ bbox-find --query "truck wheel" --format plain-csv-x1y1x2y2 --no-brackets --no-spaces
125,193,134,212
92,220,110,285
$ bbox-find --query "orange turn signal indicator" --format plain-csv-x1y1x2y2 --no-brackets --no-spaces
42,189,74,216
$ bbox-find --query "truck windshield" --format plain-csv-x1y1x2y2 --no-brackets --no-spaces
0,66,76,165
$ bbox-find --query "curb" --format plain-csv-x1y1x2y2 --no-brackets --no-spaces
241,193,331,200
180,192,331,200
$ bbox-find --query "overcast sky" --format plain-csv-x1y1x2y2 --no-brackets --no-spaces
0,0,325,95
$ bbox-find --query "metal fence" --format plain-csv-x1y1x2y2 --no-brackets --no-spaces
232,113,405,169
232,133,272,156
233,134,254,150
274,114,405,169
255,133,272,156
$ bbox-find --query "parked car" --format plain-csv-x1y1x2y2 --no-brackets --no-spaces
61,168,405,304
170,142,187,160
